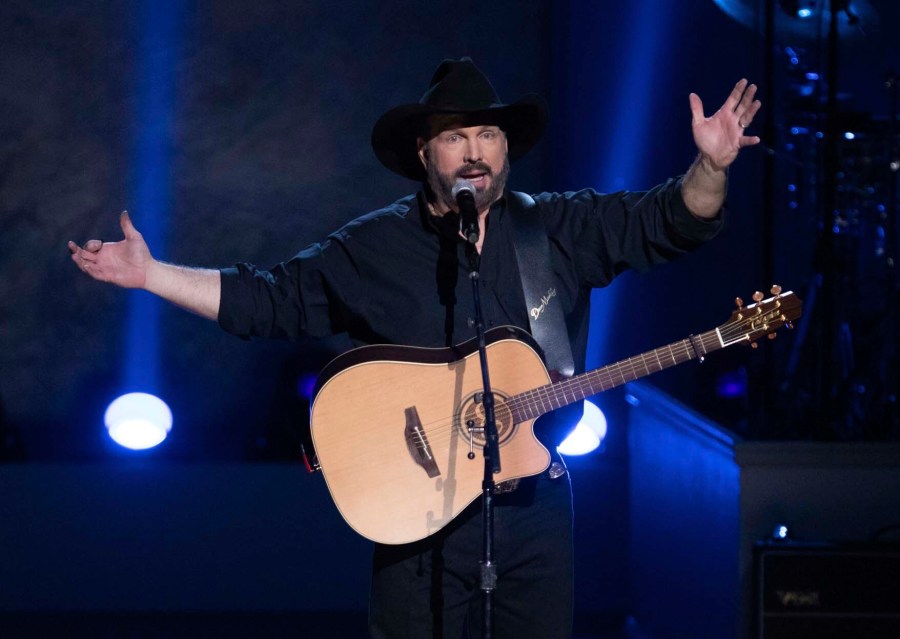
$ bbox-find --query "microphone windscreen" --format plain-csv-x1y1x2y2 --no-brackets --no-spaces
451,179,476,198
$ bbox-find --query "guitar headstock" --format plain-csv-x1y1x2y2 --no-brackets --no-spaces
720,285,803,347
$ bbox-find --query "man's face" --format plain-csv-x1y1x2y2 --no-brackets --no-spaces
418,117,510,213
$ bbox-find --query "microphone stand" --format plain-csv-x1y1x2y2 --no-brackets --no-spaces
464,237,501,639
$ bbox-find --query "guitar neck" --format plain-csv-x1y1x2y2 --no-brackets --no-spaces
509,328,724,422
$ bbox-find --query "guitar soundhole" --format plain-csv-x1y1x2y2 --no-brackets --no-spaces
458,391,516,447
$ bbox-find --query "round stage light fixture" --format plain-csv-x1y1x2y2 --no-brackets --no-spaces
104,392,172,450
558,400,608,457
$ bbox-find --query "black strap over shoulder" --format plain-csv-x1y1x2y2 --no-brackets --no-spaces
507,191,575,377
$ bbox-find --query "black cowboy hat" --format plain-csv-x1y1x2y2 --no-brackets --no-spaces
371,57,548,181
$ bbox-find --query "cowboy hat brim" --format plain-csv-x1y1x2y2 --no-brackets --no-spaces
371,94,548,182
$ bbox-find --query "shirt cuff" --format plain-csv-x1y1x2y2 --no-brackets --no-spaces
217,266,252,338
671,176,725,242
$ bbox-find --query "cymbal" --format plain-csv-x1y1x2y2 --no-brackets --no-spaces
712,0,878,42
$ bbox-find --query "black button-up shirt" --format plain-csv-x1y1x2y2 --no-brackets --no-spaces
218,178,722,443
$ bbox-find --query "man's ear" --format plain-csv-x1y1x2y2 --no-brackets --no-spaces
417,138,428,169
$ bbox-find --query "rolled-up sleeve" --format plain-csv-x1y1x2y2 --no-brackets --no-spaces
217,239,352,341
215,197,417,343
536,176,724,288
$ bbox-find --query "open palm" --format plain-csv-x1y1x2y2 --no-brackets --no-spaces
690,79,761,171
67,212,153,289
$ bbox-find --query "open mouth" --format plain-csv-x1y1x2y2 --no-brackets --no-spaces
459,172,489,188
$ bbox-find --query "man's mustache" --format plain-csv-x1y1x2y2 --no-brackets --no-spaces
455,163,493,178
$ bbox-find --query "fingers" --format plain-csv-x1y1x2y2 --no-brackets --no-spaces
688,93,704,126
68,210,138,262
68,241,100,279
741,135,762,147
67,240,98,261
66,239,102,264
724,78,749,112
695,79,762,129
736,82,758,113
739,98,762,128
119,210,140,240
733,79,761,126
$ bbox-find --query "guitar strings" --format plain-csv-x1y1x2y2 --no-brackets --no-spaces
378,312,760,456
395,334,709,453
321,301,795,463
410,304,793,451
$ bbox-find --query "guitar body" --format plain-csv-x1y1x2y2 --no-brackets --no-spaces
310,327,552,545
306,289,802,545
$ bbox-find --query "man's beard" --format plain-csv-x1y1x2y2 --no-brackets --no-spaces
428,156,510,214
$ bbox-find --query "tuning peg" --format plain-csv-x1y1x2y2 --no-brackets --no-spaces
752,291,764,303
770,284,782,296
750,342,759,349
768,333,777,340
735,296,744,309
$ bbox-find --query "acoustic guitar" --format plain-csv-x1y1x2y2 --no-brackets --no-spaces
306,288,802,544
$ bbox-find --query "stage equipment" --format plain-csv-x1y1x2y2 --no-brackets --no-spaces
755,541,900,638
104,392,172,450
717,0,898,440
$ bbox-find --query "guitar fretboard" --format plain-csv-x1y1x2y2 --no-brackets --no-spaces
507,329,723,422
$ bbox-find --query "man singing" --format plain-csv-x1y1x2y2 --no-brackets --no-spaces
69,58,760,638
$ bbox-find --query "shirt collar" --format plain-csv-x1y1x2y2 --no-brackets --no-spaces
416,189,509,238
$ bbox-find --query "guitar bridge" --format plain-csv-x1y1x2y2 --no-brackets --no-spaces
405,406,440,478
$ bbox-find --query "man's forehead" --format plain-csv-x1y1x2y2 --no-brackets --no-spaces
423,113,505,138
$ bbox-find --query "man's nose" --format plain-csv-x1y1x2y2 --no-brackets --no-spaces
464,139,483,163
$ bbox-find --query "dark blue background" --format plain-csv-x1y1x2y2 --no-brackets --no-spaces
1,0,897,633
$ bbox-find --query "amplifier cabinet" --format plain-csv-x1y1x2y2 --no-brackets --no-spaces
755,542,900,639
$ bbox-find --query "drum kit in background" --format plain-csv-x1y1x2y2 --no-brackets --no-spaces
716,0,899,440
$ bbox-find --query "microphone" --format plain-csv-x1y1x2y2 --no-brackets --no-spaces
451,179,479,245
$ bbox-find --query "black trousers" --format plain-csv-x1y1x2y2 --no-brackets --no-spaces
368,467,574,639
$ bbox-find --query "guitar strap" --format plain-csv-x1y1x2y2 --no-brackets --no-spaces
507,191,575,377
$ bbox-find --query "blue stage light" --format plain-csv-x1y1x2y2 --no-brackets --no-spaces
558,400,608,456
716,368,748,399
104,392,172,450
122,0,185,423
296,373,318,400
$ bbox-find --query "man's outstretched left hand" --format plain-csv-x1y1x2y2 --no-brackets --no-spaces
689,78,761,172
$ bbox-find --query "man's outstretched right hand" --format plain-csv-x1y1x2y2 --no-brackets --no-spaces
68,211,222,320
68,211,153,289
